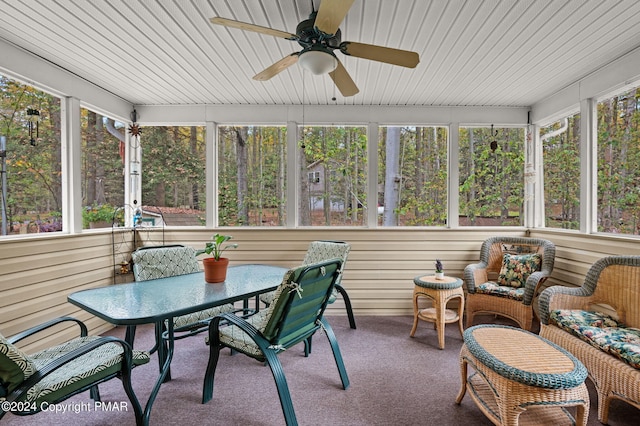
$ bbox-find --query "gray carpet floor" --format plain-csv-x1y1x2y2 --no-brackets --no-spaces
3,315,639,425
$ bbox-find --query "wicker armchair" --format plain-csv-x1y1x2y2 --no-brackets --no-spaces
464,236,556,331
539,256,640,424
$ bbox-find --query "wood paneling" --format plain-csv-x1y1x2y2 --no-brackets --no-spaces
3,227,639,353
2,1,639,107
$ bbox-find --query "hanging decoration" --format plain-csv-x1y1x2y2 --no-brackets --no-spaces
489,124,499,152
127,109,142,220
524,124,536,202
300,73,306,149
128,109,142,138
26,108,40,146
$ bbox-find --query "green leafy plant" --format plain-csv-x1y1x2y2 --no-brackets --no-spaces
195,233,238,260
82,204,123,227
435,259,443,273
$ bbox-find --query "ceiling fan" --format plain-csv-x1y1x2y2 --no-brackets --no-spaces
210,0,420,97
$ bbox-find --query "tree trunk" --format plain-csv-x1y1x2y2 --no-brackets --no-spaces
468,128,476,225
277,127,285,225
49,97,62,211
383,126,401,226
86,111,97,204
190,126,199,209
299,126,310,226
94,114,106,205
234,127,248,224
415,127,424,220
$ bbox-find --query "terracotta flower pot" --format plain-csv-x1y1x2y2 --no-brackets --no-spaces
203,257,230,283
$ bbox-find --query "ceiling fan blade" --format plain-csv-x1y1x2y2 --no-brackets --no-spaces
329,60,359,97
210,17,295,40
341,41,420,68
253,54,299,81
315,0,355,35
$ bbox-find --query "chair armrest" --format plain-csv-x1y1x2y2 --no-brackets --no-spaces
538,285,592,325
208,313,271,352
463,262,488,293
8,316,88,345
6,336,135,403
521,270,551,306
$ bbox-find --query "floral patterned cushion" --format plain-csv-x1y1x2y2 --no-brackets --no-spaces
550,309,620,329
0,333,36,396
602,329,640,369
550,309,640,369
497,253,541,288
475,282,525,300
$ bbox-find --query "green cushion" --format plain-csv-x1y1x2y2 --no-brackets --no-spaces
497,253,541,288
132,245,200,281
21,336,149,406
0,333,36,395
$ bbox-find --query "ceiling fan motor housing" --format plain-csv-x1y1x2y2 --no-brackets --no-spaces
296,16,342,50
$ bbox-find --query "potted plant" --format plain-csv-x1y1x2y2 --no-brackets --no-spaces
196,233,238,283
82,203,124,228
434,259,444,280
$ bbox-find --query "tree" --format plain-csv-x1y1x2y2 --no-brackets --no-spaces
383,126,401,226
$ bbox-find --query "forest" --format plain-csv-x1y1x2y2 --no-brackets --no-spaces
1,74,639,234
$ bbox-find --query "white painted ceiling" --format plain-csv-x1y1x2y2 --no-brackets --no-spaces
0,0,639,107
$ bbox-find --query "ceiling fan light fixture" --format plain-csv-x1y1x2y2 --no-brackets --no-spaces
298,49,338,75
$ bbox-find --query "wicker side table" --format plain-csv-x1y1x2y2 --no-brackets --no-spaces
410,275,464,349
456,325,590,426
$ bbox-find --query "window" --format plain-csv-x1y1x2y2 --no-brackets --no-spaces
378,126,448,226
597,85,640,235
459,126,525,226
542,113,580,230
298,126,367,226
81,107,125,229
218,126,287,226
0,75,62,235
141,126,206,227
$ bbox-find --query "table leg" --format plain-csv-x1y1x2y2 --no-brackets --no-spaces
456,292,465,338
153,322,171,382
410,292,420,337
576,401,588,426
436,294,446,349
143,320,175,426
455,348,468,404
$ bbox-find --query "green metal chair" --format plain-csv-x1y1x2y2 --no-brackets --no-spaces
0,317,149,425
260,240,356,329
201,258,350,426
131,245,237,344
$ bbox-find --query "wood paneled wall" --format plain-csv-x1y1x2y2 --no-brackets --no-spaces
2,227,638,352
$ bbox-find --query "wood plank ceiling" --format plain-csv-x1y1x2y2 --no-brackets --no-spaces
0,0,639,107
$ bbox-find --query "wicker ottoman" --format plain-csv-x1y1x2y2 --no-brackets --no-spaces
410,275,464,349
456,325,590,426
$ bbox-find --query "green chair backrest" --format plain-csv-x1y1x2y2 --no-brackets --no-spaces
301,241,350,286
262,258,342,348
132,245,200,281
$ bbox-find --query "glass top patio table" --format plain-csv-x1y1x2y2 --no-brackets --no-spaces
67,263,288,426
68,264,288,325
